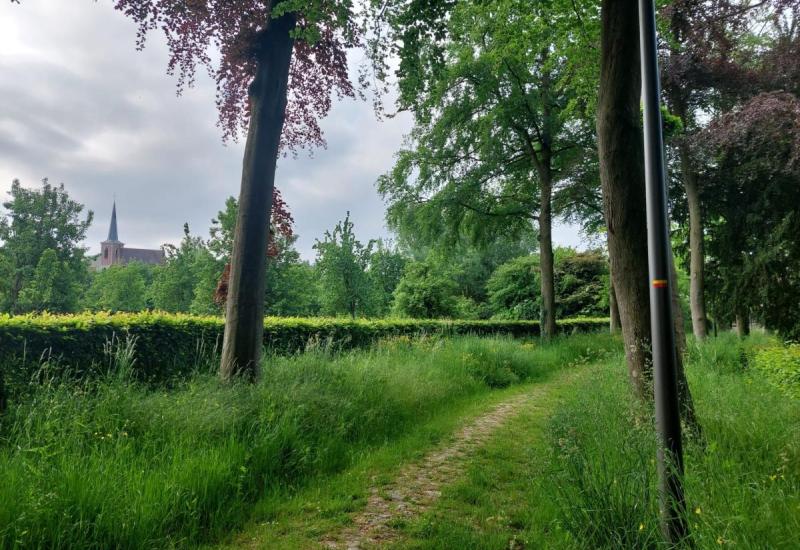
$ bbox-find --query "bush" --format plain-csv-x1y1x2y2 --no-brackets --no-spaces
487,256,540,320
752,343,800,398
392,261,460,318
0,313,609,394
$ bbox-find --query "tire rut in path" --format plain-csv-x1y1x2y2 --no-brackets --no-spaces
320,380,557,550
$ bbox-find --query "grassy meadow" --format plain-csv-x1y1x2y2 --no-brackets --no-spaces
386,333,800,549
0,333,612,548
1,331,798,549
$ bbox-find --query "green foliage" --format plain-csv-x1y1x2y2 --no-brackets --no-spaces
531,335,800,548
207,196,238,261
0,312,609,397
697,93,800,339
314,213,374,318
752,343,800,398
16,249,82,313
553,248,608,318
0,335,613,548
367,241,407,316
487,249,609,320
487,256,541,320
264,236,322,317
392,260,460,319
148,224,221,314
83,262,151,313
0,179,91,313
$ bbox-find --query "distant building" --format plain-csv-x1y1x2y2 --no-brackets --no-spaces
92,202,165,270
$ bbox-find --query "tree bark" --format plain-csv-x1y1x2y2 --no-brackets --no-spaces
680,145,708,340
220,9,296,382
610,277,622,333
598,0,699,429
665,9,708,342
597,0,652,400
669,259,687,359
736,309,750,338
539,171,557,340
670,257,701,436
607,245,622,332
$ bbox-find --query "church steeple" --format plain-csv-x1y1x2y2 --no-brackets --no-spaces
107,201,119,242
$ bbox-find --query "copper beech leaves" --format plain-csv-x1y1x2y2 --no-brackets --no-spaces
111,0,361,149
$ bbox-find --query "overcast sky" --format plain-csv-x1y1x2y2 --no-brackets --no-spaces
0,1,586,261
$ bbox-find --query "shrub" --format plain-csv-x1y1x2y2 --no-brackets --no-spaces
752,343,800,398
0,313,609,395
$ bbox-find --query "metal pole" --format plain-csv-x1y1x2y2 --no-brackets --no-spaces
637,0,689,544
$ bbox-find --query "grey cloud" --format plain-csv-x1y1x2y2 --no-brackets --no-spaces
1,0,586,263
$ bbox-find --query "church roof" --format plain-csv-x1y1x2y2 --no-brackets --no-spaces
106,201,120,242
120,247,165,265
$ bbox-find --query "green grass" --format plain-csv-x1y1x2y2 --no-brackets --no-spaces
393,332,800,549
0,333,614,549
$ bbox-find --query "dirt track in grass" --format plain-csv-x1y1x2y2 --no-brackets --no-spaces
319,374,570,550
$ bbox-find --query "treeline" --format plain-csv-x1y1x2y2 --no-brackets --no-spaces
373,0,800,342
0,180,609,320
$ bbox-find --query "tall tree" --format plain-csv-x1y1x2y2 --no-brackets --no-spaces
378,0,594,339
597,1,652,398
84,262,151,312
314,213,374,319
16,249,81,313
264,234,322,317
659,0,789,339
368,240,407,316
598,1,698,428
0,179,91,313
104,0,372,380
209,190,294,309
149,224,214,313
697,91,800,340
392,260,460,319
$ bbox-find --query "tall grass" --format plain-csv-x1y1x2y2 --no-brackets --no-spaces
0,333,613,549
536,332,800,548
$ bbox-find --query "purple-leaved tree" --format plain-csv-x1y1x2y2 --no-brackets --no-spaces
105,0,371,380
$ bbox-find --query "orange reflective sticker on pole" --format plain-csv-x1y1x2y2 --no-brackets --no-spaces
652,279,668,288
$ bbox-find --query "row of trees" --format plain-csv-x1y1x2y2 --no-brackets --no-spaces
8,1,797,395
372,0,800,396
0,180,608,321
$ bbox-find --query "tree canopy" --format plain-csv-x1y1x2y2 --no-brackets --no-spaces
0,179,92,313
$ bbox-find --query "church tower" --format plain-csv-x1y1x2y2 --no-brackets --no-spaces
100,202,124,267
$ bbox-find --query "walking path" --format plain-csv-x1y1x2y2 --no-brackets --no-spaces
319,374,571,549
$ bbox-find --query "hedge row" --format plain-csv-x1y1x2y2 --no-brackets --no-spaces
0,312,609,385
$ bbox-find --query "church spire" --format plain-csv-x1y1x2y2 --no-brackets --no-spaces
107,201,119,242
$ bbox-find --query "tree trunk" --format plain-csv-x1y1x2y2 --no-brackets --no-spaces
670,257,701,436
669,259,687,359
610,277,622,332
736,310,750,338
597,0,652,400
608,248,622,332
598,0,699,429
220,10,297,382
679,143,708,340
539,172,557,340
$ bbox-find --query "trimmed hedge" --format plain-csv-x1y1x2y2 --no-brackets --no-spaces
0,312,608,386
